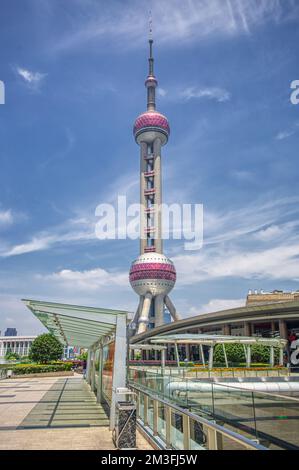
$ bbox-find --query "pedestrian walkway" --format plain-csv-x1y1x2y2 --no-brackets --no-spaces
0,376,151,450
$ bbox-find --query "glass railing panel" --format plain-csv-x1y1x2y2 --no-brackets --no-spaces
189,418,207,450
147,398,154,430
138,393,145,421
212,384,257,440
157,402,167,442
252,391,299,450
170,411,184,450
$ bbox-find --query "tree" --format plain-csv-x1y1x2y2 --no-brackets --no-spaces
214,343,279,366
5,351,20,361
29,334,63,364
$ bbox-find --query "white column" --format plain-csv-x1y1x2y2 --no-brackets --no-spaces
165,295,181,321
110,314,127,430
154,294,164,327
137,293,152,334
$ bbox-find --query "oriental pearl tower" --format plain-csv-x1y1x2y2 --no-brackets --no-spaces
129,29,181,335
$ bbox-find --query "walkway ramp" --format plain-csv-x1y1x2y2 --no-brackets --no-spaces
18,377,109,429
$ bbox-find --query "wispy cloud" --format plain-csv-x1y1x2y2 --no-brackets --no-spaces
188,298,245,315
180,86,231,103
48,0,299,53
275,122,299,140
16,67,47,91
0,209,13,227
172,196,299,285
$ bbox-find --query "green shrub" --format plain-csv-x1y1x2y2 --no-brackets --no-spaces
214,344,246,364
29,334,63,363
179,361,194,367
214,343,279,365
11,362,73,375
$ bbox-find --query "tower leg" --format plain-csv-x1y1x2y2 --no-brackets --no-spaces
154,294,164,328
165,295,181,321
137,293,152,334
130,296,143,335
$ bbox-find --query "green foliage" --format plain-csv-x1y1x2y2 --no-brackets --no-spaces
77,351,88,361
29,334,63,364
251,344,279,363
214,344,246,364
214,343,279,365
179,361,195,367
5,351,20,361
11,362,73,375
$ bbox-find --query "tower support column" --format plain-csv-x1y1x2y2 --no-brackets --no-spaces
155,294,164,327
153,138,162,253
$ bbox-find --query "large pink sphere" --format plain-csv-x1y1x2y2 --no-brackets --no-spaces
133,112,170,142
129,252,176,297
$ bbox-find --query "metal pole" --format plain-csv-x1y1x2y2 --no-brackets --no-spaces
222,343,228,368
200,344,206,368
209,346,214,370
174,342,180,370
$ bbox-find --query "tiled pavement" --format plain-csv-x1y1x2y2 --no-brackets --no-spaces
0,376,151,450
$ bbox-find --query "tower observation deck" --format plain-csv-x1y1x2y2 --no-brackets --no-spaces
129,36,180,335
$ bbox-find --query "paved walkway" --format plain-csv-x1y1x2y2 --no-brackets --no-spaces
0,376,151,450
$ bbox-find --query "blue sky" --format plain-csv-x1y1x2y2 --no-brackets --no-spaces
0,0,299,335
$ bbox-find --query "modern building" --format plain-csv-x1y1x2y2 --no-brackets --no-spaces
129,35,180,335
4,328,17,336
246,289,299,306
0,335,36,357
130,300,299,361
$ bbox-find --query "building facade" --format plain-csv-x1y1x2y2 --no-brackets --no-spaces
131,301,299,361
0,335,36,357
4,328,17,336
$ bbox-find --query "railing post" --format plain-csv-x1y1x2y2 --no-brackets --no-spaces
153,399,159,435
204,425,218,450
183,414,190,450
165,405,172,449
144,394,149,426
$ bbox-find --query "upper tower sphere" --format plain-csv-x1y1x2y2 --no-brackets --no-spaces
133,111,170,145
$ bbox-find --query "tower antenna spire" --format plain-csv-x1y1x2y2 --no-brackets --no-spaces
148,11,154,76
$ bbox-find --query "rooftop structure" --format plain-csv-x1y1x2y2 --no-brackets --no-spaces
247,289,299,306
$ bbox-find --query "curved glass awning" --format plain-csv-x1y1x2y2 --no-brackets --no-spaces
23,299,130,349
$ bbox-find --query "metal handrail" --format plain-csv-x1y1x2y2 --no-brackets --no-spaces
130,382,268,450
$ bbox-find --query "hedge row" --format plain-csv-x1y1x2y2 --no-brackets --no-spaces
8,363,73,375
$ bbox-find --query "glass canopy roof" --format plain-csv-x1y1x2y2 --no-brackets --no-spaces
23,299,129,349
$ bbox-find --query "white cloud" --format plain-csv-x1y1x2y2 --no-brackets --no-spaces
39,267,128,292
188,298,245,315
2,236,54,257
253,225,283,241
173,240,299,285
0,209,13,227
16,67,47,90
157,87,167,97
276,130,295,140
49,0,299,53
275,121,299,141
180,86,231,103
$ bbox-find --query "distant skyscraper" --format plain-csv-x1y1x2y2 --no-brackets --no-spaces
129,33,180,335
4,328,17,337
